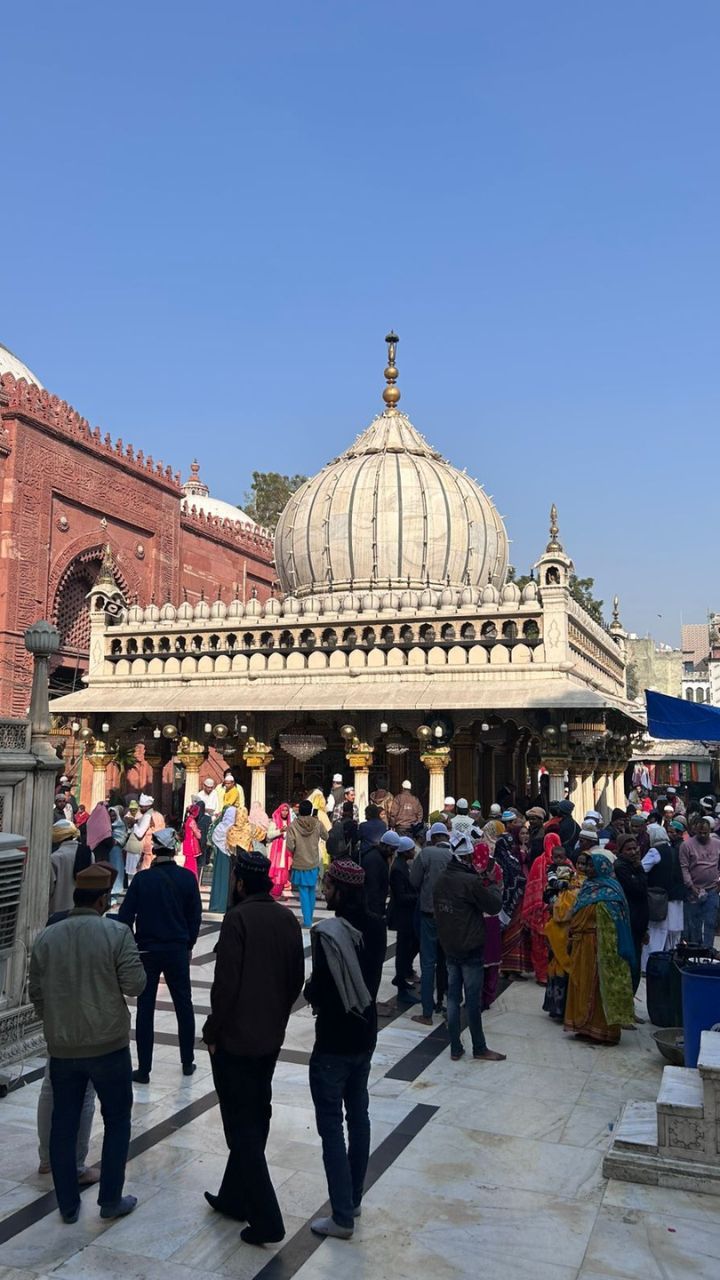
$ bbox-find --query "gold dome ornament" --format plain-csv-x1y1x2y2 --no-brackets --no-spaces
382,331,401,407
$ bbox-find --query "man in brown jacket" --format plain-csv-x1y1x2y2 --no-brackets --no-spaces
388,780,424,835
202,850,305,1245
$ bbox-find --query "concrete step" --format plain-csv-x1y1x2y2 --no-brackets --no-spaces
657,1065,704,1118
698,1029,720,1079
612,1100,658,1154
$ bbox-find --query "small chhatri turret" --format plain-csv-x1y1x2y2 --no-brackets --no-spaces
535,503,574,590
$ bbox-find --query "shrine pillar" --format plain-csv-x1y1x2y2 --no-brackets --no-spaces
421,747,452,815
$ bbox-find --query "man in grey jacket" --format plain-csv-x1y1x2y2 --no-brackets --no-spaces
29,863,146,1225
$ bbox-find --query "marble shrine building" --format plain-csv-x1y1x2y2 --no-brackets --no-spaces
52,335,641,815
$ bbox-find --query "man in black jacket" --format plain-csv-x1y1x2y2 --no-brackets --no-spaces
357,803,387,858
118,828,202,1083
305,859,386,1240
202,850,304,1245
388,836,419,1003
362,830,399,916
433,834,506,1063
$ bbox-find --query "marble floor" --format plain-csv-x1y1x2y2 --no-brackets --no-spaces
2,903,719,1280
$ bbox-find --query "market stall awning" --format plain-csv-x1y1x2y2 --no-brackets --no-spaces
646,689,720,741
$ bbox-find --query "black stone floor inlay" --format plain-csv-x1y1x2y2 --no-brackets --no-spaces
0,933,442,1263
0,1089,219,1247
254,1103,438,1280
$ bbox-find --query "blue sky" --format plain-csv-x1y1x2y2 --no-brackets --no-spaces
3,2,718,643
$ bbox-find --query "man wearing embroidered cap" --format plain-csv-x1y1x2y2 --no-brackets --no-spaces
29,863,146,1224
119,827,202,1084
326,773,345,819
450,798,474,840
388,836,419,1003
361,830,398,918
49,819,80,916
388,779,423,835
442,796,456,819
305,859,386,1239
433,833,505,1063
203,848,304,1245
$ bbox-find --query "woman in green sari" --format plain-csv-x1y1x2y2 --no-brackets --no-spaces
564,853,635,1044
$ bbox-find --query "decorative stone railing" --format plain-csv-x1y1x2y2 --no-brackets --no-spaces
567,599,625,692
93,596,549,682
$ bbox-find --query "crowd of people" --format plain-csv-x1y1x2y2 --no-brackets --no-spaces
32,770,719,1244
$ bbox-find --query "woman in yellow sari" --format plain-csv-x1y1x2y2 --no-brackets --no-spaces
564,853,635,1045
543,851,589,1020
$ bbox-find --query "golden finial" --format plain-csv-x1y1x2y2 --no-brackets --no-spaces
547,503,563,553
382,331,401,408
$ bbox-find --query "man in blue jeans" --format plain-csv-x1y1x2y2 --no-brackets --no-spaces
433,833,506,1063
118,827,202,1082
28,864,146,1223
410,822,453,1026
305,860,386,1239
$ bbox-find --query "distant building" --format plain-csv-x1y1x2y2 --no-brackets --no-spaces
680,618,719,705
625,636,682,701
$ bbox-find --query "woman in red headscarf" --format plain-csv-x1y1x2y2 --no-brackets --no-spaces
268,802,292,898
472,839,504,1009
521,832,572,985
181,803,202,879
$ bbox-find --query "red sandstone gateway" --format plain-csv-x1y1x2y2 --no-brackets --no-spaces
0,344,274,717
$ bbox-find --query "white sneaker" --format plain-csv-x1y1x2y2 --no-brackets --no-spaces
310,1216,353,1239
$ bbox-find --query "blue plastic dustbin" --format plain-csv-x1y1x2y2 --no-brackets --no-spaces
681,958,720,1067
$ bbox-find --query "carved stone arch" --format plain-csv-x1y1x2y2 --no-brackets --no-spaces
52,545,132,653
48,536,137,615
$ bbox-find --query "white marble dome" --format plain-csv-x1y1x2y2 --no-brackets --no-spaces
0,342,43,388
274,407,508,598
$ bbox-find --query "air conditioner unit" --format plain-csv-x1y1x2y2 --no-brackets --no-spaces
0,837,27,959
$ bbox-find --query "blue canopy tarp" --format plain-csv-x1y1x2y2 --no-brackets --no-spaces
646,689,720,741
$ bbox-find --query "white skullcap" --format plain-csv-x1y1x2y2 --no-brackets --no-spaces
401,780,412,789
489,804,502,817
203,777,215,786
333,773,343,783
444,796,456,807
138,793,154,806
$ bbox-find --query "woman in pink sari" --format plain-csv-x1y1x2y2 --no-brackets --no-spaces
268,803,292,898
182,802,202,879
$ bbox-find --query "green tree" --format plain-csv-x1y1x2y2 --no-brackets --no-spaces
626,662,640,700
242,471,308,531
507,565,532,591
569,574,604,625
508,566,604,624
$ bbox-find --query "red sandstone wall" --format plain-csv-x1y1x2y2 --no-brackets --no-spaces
0,374,275,715
179,518,275,603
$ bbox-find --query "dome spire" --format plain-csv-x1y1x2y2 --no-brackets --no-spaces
382,331,401,409
547,502,563,552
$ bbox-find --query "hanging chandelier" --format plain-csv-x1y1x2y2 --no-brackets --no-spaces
279,732,327,763
384,728,409,756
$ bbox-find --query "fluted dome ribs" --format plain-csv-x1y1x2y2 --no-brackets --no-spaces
274,410,509,598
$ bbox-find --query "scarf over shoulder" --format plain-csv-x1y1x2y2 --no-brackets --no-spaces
312,916,371,1015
